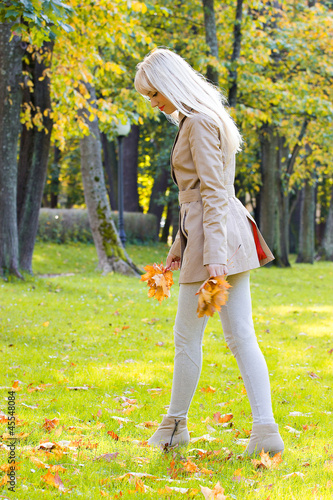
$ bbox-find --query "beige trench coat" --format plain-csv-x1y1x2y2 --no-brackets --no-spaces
168,111,274,284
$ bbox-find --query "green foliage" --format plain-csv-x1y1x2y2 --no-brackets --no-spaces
0,0,74,45
0,244,332,498
37,208,158,244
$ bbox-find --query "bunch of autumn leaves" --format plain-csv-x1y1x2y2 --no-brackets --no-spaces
141,263,231,317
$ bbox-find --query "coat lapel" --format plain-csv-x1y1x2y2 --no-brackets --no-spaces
170,112,187,186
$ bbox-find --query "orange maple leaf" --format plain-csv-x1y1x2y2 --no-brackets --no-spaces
213,412,233,424
42,418,60,432
251,450,283,469
200,386,216,393
141,263,174,304
196,276,231,318
200,481,227,499
181,458,199,472
0,474,10,486
41,470,65,491
107,430,119,441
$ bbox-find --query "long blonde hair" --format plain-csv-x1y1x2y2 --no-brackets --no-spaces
134,48,242,158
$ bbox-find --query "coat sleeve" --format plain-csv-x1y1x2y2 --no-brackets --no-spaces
169,229,181,258
187,114,228,266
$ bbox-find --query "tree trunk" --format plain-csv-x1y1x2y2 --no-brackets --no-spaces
161,200,172,243
289,190,301,254
296,179,316,263
228,0,244,107
319,184,333,261
148,163,169,238
100,132,117,210
0,24,24,278
123,124,140,212
201,0,219,85
259,125,279,258
17,42,54,272
50,146,61,208
79,83,140,276
275,137,291,266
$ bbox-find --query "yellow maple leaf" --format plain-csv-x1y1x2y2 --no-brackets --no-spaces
141,263,174,304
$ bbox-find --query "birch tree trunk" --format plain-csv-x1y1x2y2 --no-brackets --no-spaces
79,84,140,276
17,42,54,272
0,24,24,277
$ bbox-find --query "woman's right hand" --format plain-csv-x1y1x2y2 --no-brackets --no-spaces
166,253,181,271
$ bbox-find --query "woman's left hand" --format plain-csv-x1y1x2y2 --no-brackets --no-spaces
206,264,228,277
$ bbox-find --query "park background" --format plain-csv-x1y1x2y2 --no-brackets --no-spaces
0,0,333,499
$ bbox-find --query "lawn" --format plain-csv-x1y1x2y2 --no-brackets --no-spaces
0,242,332,499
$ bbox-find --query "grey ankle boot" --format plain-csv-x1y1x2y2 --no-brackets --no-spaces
244,423,284,457
148,415,190,448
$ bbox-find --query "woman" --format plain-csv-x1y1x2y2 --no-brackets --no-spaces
134,48,284,456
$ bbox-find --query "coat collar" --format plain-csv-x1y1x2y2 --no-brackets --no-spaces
178,110,186,124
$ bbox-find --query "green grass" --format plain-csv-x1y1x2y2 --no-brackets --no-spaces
1,242,332,499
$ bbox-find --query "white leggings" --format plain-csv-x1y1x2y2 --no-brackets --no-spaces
167,271,275,425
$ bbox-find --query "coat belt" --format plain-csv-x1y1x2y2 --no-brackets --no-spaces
178,185,235,205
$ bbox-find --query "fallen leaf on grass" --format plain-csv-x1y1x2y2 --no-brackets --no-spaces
181,458,200,473
11,380,21,392
141,421,158,428
289,411,312,417
128,477,146,493
41,470,66,492
0,462,20,472
141,263,174,304
328,348,333,355
213,412,233,424
200,481,227,499
200,467,214,475
285,425,301,436
302,423,317,431
0,473,10,485
308,371,320,379
251,450,282,469
27,383,52,392
282,471,305,480
30,457,66,473
95,453,119,462
2,432,30,440
196,276,231,318
114,472,158,481
190,434,220,444
107,415,132,426
107,431,119,441
324,460,333,471
67,386,91,390
200,386,216,393
42,418,60,432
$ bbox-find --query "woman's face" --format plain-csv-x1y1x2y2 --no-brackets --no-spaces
147,90,177,115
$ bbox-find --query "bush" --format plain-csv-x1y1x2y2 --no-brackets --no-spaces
37,209,157,244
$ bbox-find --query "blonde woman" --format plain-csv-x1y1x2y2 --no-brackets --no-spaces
134,48,284,456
